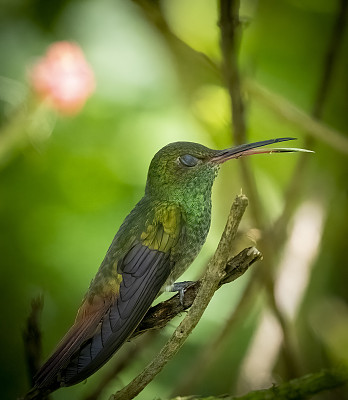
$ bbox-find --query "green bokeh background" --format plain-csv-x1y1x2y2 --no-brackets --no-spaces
0,0,347,399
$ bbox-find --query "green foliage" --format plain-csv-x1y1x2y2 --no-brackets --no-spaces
0,0,347,399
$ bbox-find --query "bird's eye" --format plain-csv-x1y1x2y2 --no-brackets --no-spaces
178,154,199,167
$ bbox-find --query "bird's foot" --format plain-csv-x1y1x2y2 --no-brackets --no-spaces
168,281,195,305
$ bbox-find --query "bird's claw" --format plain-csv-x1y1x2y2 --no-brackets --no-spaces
169,281,195,306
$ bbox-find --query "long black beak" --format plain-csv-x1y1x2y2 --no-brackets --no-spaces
210,137,313,164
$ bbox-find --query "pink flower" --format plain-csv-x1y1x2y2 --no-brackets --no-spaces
30,41,95,115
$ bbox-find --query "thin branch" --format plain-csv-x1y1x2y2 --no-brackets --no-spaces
218,0,302,381
245,80,348,155
270,0,348,242
109,194,249,400
219,0,246,145
131,245,261,340
167,366,348,400
171,272,260,396
219,0,264,230
22,296,44,386
312,0,348,119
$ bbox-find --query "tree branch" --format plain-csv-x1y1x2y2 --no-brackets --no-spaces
269,0,348,244
218,0,303,380
131,245,262,340
171,272,261,396
109,194,249,400
219,0,246,145
22,296,44,387
245,79,348,155
167,366,348,400
312,0,348,119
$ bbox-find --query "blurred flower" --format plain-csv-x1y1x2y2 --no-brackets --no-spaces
29,41,95,115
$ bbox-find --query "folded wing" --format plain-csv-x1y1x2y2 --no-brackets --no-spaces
61,243,171,385
33,203,183,390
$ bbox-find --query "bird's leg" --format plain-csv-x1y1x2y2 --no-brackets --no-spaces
167,281,196,305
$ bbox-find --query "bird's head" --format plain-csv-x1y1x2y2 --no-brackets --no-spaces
145,138,312,202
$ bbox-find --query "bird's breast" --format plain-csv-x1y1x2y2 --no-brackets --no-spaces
165,196,212,286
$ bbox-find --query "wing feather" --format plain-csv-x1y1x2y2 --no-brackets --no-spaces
34,203,183,390
61,246,171,385
34,298,112,390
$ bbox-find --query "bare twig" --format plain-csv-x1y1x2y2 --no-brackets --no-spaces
22,296,44,386
109,195,249,400
219,0,246,145
312,0,348,119
218,0,264,228
172,272,260,396
132,245,261,340
270,0,348,243
245,80,348,155
218,0,302,381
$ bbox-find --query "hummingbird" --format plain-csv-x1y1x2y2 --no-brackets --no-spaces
25,138,311,399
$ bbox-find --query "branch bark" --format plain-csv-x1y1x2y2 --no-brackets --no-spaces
131,245,261,340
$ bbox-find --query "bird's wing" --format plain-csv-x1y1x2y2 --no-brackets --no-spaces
33,292,115,391
34,203,184,390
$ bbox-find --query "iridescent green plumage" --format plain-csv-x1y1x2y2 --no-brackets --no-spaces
25,138,311,399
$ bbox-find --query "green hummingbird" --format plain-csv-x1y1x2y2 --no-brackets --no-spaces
25,138,311,399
